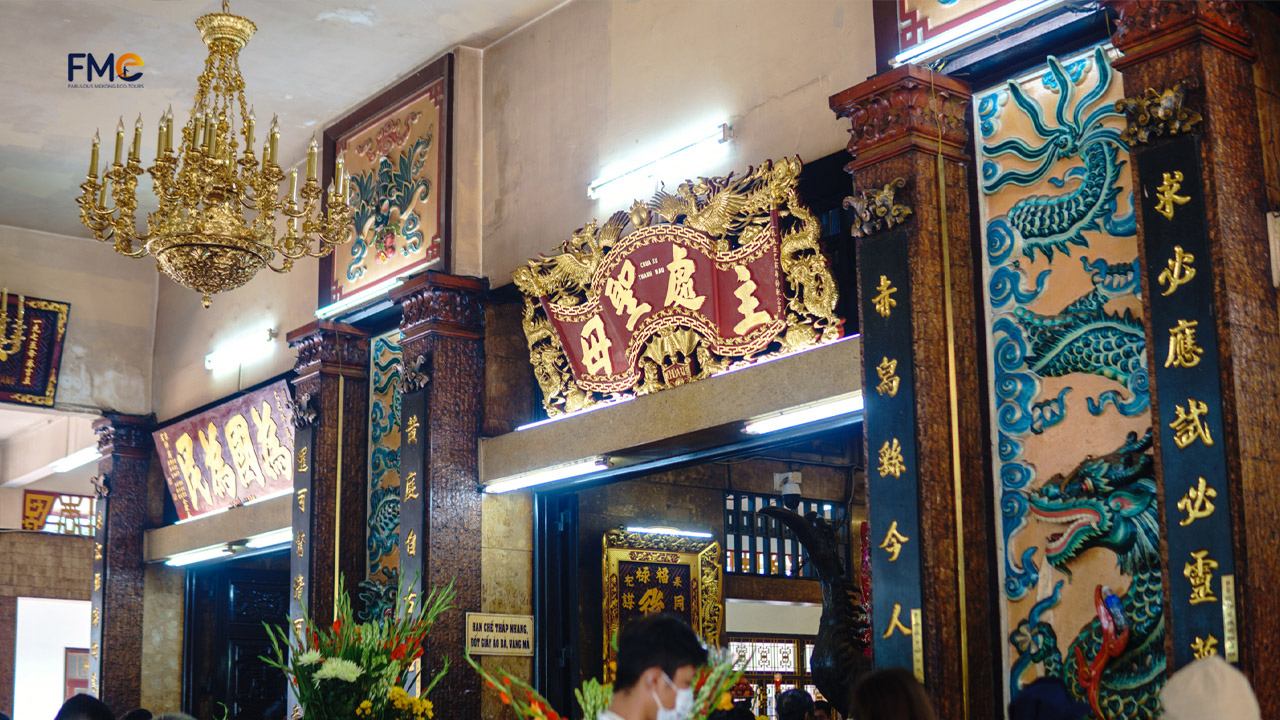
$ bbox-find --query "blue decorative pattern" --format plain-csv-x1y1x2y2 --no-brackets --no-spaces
358,332,402,622
978,45,1163,717
346,133,433,282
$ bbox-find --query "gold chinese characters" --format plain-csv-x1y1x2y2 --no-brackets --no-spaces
1170,398,1213,449
1157,246,1195,296
872,276,897,318
878,438,906,479
1177,477,1217,527
879,521,909,562
1154,170,1191,221
876,357,900,397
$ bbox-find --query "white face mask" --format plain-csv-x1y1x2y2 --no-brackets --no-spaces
653,672,695,720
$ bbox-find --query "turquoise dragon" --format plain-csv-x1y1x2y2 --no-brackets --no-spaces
984,46,1132,265
1013,257,1148,417
1011,430,1164,719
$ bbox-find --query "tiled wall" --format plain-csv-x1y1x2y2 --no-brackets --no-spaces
479,491,533,720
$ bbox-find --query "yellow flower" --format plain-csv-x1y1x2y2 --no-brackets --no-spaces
717,692,734,711
355,700,374,718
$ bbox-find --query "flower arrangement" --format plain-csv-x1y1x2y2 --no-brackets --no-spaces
263,575,455,720
465,642,742,720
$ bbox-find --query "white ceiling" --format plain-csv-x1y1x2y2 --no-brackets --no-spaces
0,0,565,239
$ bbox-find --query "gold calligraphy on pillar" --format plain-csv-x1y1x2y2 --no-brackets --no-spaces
296,446,309,473
1184,549,1219,605
872,276,898,318
296,488,308,514
1191,635,1219,659
1154,170,1191,220
1157,246,1196,296
404,415,419,445
876,357,900,397
403,472,420,501
879,520,909,562
883,602,912,639
878,438,906,479
295,532,306,558
1177,477,1217,526
406,529,418,557
293,575,305,600
1165,319,1204,368
1170,398,1213,449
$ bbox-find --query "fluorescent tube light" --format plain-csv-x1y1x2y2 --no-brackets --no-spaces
205,328,277,371
49,446,102,474
893,0,1064,67
626,526,713,539
742,392,864,436
588,122,731,200
246,527,292,549
516,396,635,432
165,545,232,567
484,457,610,494
315,276,406,319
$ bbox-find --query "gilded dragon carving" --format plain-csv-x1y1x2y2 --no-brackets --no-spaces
513,157,841,416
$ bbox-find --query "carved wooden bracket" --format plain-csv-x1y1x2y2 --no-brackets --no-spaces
845,178,913,238
398,353,430,395
1115,81,1203,145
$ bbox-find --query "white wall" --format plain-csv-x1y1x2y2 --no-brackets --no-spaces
0,225,157,414
481,0,876,284
14,597,91,720
725,598,821,635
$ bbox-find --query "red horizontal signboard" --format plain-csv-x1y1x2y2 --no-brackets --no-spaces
154,380,296,521
543,223,785,393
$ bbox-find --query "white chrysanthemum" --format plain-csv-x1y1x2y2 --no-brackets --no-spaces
313,657,364,683
297,650,322,666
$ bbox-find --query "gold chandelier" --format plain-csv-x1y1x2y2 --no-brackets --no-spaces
76,1,353,307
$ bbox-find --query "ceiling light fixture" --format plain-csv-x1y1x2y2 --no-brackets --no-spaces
245,527,292,549
205,327,277,371
625,526,713,539
742,391,864,436
588,122,732,200
892,0,1064,67
76,0,353,308
165,545,232,567
484,457,610,494
49,446,103,474
315,275,406,319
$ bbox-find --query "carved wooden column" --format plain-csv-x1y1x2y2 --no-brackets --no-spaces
830,66,996,719
390,272,485,720
89,411,154,715
286,321,370,631
1108,1,1280,712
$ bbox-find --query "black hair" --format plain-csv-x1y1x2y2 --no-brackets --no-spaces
613,613,708,691
120,709,153,720
813,700,832,714
778,689,815,720
55,695,115,720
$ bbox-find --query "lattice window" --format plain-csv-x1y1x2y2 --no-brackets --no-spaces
724,492,849,578
22,491,96,537
727,635,821,718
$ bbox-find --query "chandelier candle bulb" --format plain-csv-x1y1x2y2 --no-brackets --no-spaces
244,109,254,154
131,115,142,161
268,115,279,165
306,136,317,180
157,112,166,157
288,168,298,202
113,119,124,165
166,107,174,153
89,131,99,178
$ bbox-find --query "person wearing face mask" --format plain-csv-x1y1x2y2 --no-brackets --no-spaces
601,613,710,720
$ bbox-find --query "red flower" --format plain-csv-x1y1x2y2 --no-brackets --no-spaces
548,710,560,720
391,643,407,661
333,620,342,634
486,679,497,690
503,677,512,687
499,692,511,705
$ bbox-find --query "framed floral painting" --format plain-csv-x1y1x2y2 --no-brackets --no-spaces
320,54,453,307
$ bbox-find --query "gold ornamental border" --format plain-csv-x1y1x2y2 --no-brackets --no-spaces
514,157,842,416
5,298,70,407
601,528,722,682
